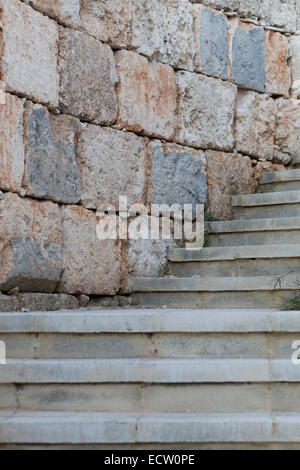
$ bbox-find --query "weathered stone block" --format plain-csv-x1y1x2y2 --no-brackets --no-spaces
77,125,149,210
229,19,265,92
238,0,296,32
206,151,256,220
276,98,300,161
59,205,121,295
80,0,131,48
175,71,237,151
189,0,239,10
235,91,276,160
290,35,300,98
0,94,25,193
24,0,81,28
265,31,291,97
0,0,59,108
0,193,62,292
59,28,118,124
149,140,207,208
130,0,195,71
194,5,229,79
115,51,177,140
23,103,81,204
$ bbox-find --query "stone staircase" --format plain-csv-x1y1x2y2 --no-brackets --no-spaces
129,169,300,309
1,169,300,449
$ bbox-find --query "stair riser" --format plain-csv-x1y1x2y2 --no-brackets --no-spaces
260,182,300,193
168,258,300,278
233,204,300,219
2,332,299,359
208,231,300,246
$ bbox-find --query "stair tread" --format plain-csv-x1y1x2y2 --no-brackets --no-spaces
208,218,300,234
232,190,300,207
260,170,300,185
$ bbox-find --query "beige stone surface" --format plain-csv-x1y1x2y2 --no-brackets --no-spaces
276,98,300,160
58,28,118,125
77,125,150,210
59,205,121,295
239,0,296,32
175,71,237,151
24,0,81,28
265,31,291,98
0,0,59,109
115,51,177,140
206,151,256,220
235,91,276,160
0,94,25,193
290,35,300,99
80,0,131,47
130,0,195,71
253,161,286,185
0,193,62,292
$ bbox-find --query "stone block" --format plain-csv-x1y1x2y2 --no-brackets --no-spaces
0,0,59,108
265,31,291,97
206,151,256,220
0,193,62,293
148,140,207,208
0,93,25,193
276,98,300,161
175,71,237,151
77,125,149,210
115,50,177,140
189,0,239,10
24,0,81,28
0,293,79,312
262,0,296,32
80,0,131,48
290,35,300,98
59,205,121,295
229,19,265,92
23,102,81,204
58,28,118,125
235,90,276,160
194,5,229,79
130,0,195,71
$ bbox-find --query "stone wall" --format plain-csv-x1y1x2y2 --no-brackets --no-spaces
0,0,299,306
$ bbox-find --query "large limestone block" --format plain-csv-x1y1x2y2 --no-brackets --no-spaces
115,51,177,140
235,91,276,160
276,98,300,161
206,151,256,220
0,94,25,193
265,31,291,98
23,103,81,204
59,205,121,295
0,193,62,292
130,0,195,71
291,35,300,98
194,5,229,79
24,0,81,28
58,28,118,125
175,71,237,151
0,0,59,108
80,0,131,48
148,140,207,207
77,125,149,210
229,19,265,92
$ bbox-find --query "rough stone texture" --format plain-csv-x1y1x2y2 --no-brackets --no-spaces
265,31,291,97
206,151,256,220
0,293,79,312
77,125,149,210
235,91,276,160
0,193,62,293
297,0,300,31
189,0,240,10
58,28,118,125
59,205,121,295
115,51,177,140
194,5,229,79
148,140,207,208
229,19,265,92
23,102,81,204
0,93,25,193
290,35,300,99
239,0,296,32
275,99,300,161
24,0,81,28
253,161,286,185
175,71,237,151
130,0,195,71
80,0,132,48
0,0,59,108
